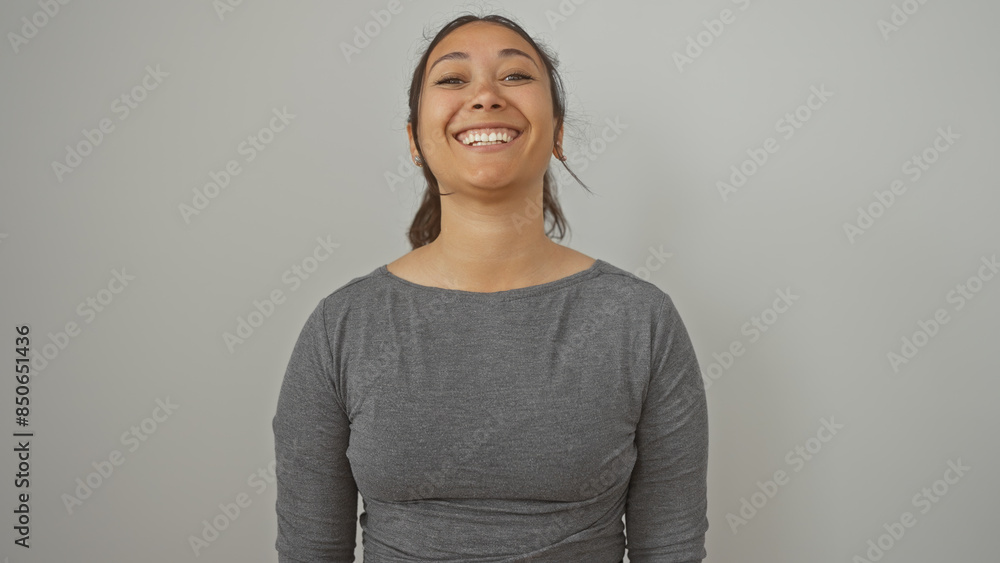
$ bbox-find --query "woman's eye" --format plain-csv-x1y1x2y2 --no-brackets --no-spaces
433,73,533,86
504,73,533,82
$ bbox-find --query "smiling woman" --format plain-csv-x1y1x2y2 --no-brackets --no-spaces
273,12,709,563
394,14,600,292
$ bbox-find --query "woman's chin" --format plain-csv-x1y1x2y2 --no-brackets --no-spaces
441,171,525,192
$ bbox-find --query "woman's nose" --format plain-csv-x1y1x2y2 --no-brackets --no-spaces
468,79,505,110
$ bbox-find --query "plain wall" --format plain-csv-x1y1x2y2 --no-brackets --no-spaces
1,0,996,561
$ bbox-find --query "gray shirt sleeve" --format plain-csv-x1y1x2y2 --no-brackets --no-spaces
273,297,358,562
624,293,710,562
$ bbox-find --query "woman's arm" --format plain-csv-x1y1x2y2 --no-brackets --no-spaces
625,293,709,562
273,297,358,562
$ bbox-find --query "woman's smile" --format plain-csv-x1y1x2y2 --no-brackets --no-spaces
454,127,524,152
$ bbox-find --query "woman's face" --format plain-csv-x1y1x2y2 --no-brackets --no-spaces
409,21,562,194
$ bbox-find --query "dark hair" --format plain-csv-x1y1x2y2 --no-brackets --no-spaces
405,13,591,250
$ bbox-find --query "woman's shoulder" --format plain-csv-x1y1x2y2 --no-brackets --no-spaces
384,245,435,286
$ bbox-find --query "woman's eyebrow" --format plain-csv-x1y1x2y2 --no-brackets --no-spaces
428,48,540,73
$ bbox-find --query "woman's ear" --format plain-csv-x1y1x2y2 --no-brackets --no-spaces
407,122,420,162
552,123,565,160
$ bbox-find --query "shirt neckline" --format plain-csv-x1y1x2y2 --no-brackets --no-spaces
379,258,606,301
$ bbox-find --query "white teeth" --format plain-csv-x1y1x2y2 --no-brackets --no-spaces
463,135,512,146
458,129,519,145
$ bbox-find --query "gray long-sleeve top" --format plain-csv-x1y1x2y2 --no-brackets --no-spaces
272,258,709,562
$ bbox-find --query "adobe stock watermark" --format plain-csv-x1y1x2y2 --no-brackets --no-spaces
633,245,673,280
552,116,628,193
727,416,845,534
886,253,997,373
355,269,463,406
51,64,168,183
27,268,136,375
673,0,752,73
188,439,299,557
495,115,627,210
877,0,933,42
384,151,422,193
716,84,834,202
552,261,702,409
7,0,73,55
843,126,959,244
178,106,296,224
555,283,639,370
851,457,970,562
212,0,246,22
544,0,589,30
340,0,412,64
701,287,799,390
61,397,179,514
350,288,460,411
222,235,340,353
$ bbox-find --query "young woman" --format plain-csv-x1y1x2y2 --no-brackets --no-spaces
273,13,709,563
